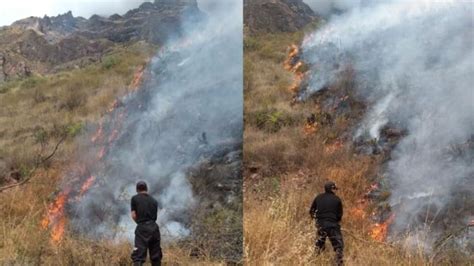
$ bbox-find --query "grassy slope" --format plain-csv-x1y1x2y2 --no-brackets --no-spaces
0,42,228,265
242,31,452,265
0,42,155,178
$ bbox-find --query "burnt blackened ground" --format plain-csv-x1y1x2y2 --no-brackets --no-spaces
186,140,242,263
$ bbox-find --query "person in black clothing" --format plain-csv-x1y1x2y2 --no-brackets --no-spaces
309,181,344,265
131,181,162,266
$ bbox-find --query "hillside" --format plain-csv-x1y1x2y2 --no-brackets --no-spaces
0,0,242,264
244,0,318,35
0,0,204,82
243,30,472,266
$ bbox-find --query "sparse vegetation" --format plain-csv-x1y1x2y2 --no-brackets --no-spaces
0,44,152,184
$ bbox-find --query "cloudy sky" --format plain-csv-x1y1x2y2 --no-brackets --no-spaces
0,0,219,26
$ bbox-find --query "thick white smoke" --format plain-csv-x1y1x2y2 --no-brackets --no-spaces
302,0,473,251
68,0,242,242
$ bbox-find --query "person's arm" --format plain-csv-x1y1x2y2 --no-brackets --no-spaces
336,198,343,222
309,197,318,218
131,197,137,223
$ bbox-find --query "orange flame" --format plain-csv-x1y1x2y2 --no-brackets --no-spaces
292,61,303,73
325,140,344,154
108,99,119,113
91,121,104,143
108,129,119,143
79,175,95,196
284,44,300,71
349,206,367,219
303,122,318,135
41,190,70,244
130,65,145,91
51,216,67,244
97,147,106,160
284,44,308,95
41,61,148,244
370,214,395,242
289,72,304,93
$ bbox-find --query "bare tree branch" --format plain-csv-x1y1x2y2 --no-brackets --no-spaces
0,135,66,192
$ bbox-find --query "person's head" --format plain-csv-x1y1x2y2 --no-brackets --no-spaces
324,181,338,193
136,181,148,193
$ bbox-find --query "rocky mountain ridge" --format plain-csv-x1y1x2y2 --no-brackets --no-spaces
244,0,318,35
0,0,204,82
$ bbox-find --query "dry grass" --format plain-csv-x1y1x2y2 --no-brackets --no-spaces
244,192,432,265
0,43,153,183
242,32,468,265
0,166,231,265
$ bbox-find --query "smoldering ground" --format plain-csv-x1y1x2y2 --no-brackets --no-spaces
301,0,473,252
61,0,242,243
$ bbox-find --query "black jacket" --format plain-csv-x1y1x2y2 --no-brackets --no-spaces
309,192,343,226
131,193,158,224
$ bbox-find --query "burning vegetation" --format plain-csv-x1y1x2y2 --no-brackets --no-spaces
41,190,70,244
283,41,399,243
40,65,147,244
40,4,243,261
283,44,308,98
298,0,474,257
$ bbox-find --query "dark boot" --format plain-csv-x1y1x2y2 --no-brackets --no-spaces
151,260,161,266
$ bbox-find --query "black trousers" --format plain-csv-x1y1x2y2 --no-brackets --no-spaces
131,221,162,266
315,223,344,266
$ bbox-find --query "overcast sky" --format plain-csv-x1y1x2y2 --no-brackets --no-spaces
0,0,219,26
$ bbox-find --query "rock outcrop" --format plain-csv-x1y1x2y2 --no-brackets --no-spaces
0,0,204,82
244,0,317,35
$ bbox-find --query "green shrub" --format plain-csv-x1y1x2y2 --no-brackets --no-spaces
102,56,119,70
66,122,84,137
244,37,261,52
20,76,46,90
251,108,296,133
0,80,20,94
33,127,49,145
62,89,86,111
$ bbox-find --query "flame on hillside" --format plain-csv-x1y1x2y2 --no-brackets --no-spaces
41,190,70,244
130,65,146,91
41,65,146,245
79,175,96,196
370,214,395,242
349,204,367,220
325,140,344,154
284,44,307,95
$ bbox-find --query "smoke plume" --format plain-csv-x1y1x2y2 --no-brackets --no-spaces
303,0,361,17
302,0,473,251
65,0,242,242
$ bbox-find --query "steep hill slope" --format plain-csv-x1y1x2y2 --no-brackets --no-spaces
243,26,472,266
0,0,204,82
0,0,242,264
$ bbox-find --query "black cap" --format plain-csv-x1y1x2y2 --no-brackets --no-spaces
136,181,148,192
324,181,338,192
